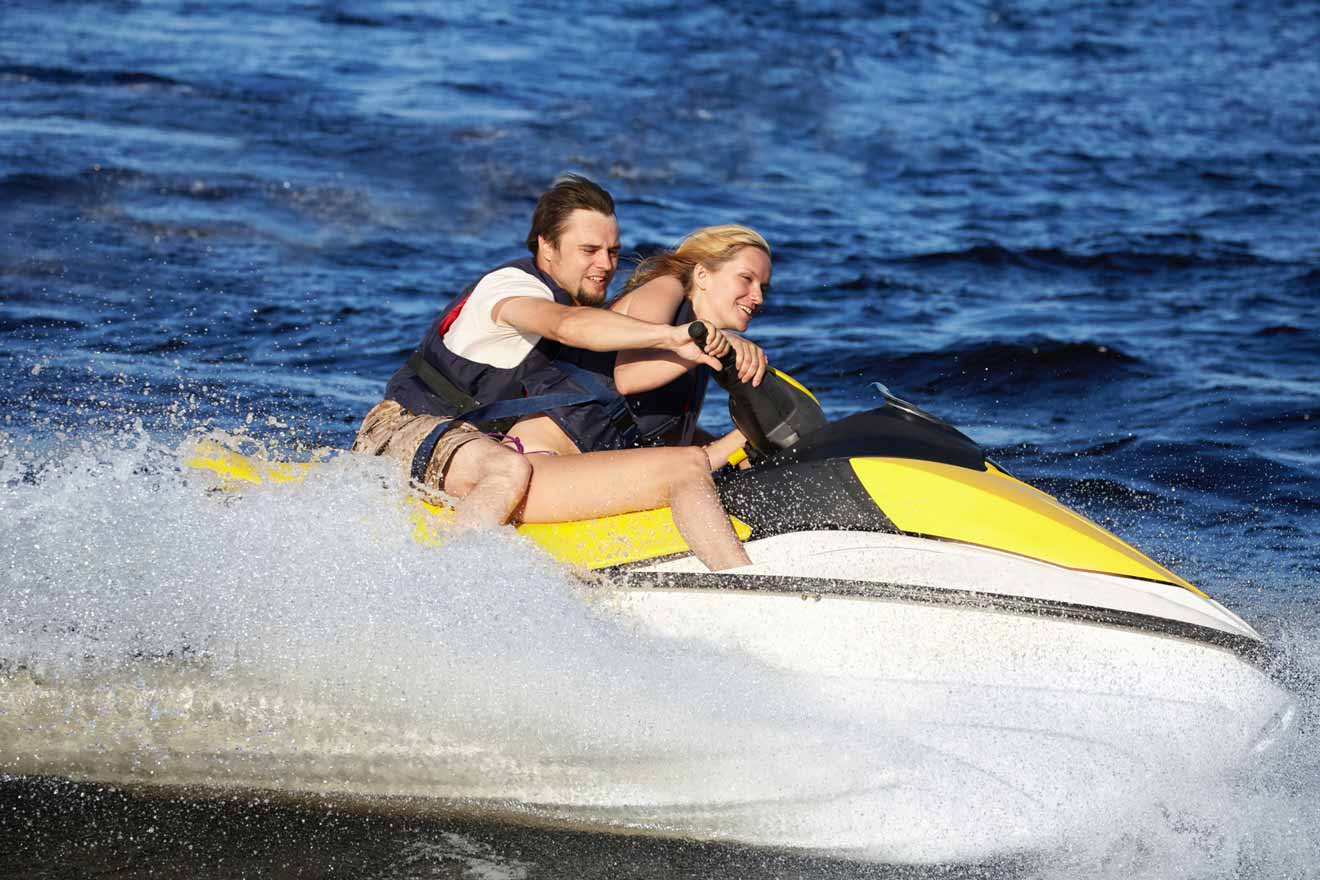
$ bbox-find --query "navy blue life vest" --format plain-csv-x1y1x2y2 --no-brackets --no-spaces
384,258,637,453
624,298,710,446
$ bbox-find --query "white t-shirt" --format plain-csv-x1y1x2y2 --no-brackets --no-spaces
442,266,554,368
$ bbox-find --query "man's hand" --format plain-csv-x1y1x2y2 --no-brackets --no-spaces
667,320,725,371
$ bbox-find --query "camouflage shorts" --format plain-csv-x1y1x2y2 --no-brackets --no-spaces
351,399,485,491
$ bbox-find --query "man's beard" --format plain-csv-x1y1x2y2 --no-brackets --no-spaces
572,286,607,307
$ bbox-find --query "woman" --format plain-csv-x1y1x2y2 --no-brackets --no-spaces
610,224,772,466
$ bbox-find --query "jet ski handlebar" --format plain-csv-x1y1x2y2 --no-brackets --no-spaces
687,321,739,378
688,325,986,471
687,321,829,460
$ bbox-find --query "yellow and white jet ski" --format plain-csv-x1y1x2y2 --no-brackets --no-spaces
178,343,1296,861
189,341,1279,669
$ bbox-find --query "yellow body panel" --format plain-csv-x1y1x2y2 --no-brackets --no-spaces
405,497,749,569
187,443,313,485
185,442,747,571
773,369,820,405
187,442,1193,588
850,457,1201,595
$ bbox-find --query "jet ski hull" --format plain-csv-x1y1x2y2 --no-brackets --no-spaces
550,531,1294,859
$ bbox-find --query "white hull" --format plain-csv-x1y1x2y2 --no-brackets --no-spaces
0,532,1295,863
591,532,1296,858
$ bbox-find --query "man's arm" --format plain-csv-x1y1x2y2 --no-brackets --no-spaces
493,295,723,368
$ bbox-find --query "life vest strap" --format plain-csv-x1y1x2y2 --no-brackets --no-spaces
404,354,638,446
408,350,481,412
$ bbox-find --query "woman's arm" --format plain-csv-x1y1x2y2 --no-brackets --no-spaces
702,429,749,471
611,276,701,395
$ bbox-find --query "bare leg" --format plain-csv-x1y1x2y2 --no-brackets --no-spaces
440,436,533,529
516,446,751,571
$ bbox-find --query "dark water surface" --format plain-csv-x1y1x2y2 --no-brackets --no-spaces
3,1,1319,877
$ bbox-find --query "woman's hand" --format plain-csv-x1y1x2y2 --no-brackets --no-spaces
725,334,768,386
703,429,750,471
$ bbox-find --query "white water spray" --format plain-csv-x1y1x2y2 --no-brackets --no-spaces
2,427,1317,872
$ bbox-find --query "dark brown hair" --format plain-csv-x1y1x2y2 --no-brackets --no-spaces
525,173,615,255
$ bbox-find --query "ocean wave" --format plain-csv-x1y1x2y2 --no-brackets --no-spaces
0,171,99,202
992,428,1320,521
326,238,426,268
1031,475,1167,511
93,336,194,356
1239,406,1320,432
895,235,1264,273
0,168,279,222
834,273,906,292
1057,38,1134,60
1255,325,1306,338
0,315,88,335
0,166,232,206
315,7,452,31
865,336,1145,395
1079,438,1318,507
0,64,188,90
1082,436,1143,457
317,10,386,28
1286,268,1320,293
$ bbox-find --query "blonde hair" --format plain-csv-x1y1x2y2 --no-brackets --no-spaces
622,224,770,295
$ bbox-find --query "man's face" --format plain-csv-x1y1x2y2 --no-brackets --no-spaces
538,209,620,306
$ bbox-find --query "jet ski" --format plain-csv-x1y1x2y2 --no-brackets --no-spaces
186,327,1287,669
53,333,1299,861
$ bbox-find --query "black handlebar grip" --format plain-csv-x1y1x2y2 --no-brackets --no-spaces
687,320,708,347
687,321,740,382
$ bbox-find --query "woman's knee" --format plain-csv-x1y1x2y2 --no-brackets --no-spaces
668,446,715,485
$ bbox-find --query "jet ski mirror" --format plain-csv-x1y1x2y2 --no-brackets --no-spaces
688,322,829,461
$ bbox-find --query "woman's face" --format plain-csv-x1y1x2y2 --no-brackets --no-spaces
692,247,771,332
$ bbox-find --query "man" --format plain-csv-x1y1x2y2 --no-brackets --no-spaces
353,174,750,570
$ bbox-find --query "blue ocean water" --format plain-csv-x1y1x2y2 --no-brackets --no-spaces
2,1,1319,877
